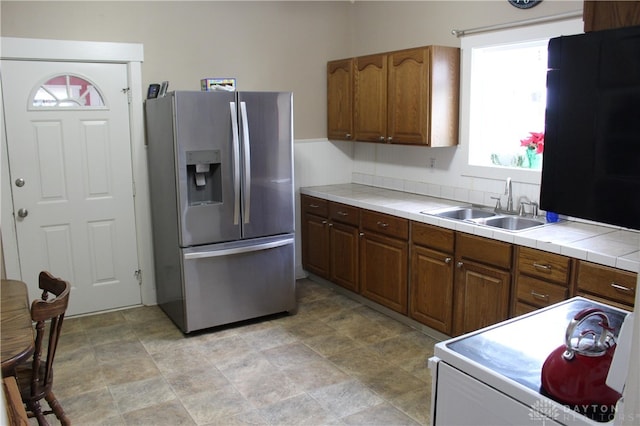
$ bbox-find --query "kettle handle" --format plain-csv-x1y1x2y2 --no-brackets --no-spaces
563,308,614,360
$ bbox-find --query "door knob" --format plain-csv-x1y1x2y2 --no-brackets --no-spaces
15,178,25,187
17,208,28,218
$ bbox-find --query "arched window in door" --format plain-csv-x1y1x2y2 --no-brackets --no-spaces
30,74,106,109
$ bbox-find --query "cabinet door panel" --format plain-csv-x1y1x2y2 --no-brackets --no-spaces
354,54,387,142
387,48,429,145
454,260,510,336
327,58,354,141
302,213,330,278
410,245,454,334
330,222,359,293
360,232,408,314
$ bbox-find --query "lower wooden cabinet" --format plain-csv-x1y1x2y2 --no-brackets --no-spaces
301,195,330,278
453,233,512,336
575,260,637,310
301,195,360,292
301,193,637,337
359,210,409,314
329,203,360,292
513,247,571,314
453,258,511,336
410,222,455,334
360,232,408,314
411,245,454,334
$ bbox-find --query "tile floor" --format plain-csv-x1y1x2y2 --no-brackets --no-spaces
41,278,439,425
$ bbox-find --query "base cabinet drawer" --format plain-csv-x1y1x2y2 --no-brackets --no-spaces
517,275,568,308
576,261,637,308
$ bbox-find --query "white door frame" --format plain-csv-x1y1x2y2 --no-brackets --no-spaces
1,37,156,306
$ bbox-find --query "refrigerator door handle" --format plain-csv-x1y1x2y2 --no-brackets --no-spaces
183,237,294,260
240,101,251,224
230,102,241,225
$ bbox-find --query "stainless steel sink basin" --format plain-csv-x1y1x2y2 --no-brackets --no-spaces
477,215,546,231
422,205,551,232
425,207,497,220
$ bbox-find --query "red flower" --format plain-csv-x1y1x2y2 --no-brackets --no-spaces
520,131,544,154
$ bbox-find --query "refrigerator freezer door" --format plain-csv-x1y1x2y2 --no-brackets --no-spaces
180,234,296,333
237,92,294,239
174,91,240,246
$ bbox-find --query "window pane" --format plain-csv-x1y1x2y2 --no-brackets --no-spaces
469,40,547,170
32,75,105,108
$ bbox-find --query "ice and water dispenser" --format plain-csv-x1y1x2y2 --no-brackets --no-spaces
186,150,222,205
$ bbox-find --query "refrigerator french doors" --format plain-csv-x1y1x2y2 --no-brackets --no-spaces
145,91,296,333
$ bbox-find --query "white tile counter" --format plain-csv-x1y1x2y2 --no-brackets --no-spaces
301,183,640,273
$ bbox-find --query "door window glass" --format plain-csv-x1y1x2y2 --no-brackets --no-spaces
30,74,106,109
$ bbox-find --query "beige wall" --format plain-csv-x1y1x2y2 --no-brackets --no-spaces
0,1,353,140
1,1,581,140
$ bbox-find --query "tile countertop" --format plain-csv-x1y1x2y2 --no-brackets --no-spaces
300,183,640,274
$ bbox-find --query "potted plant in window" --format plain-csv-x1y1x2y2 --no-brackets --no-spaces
520,132,544,169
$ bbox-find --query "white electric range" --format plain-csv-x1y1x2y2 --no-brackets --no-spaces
429,297,629,426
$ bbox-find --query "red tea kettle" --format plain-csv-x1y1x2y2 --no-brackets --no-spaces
541,308,622,420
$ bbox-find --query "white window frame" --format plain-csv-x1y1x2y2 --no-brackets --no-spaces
460,18,583,184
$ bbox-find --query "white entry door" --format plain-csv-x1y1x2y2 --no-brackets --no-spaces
1,60,141,316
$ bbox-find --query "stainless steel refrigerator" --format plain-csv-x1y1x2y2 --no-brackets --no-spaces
145,91,296,333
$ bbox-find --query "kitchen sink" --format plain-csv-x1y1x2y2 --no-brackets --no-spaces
424,206,497,220
476,215,547,231
423,205,550,232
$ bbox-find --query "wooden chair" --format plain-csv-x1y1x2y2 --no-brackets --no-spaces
15,271,71,426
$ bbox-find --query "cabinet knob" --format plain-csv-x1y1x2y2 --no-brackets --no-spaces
387,136,393,143
378,136,385,142
321,220,328,225
359,232,364,237
345,133,351,139
456,261,464,269
444,257,452,264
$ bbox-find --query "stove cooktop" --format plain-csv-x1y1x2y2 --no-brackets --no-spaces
445,298,629,394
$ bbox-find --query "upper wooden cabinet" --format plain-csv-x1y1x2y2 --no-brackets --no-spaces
329,45,460,147
327,58,354,141
583,1,640,32
354,53,388,143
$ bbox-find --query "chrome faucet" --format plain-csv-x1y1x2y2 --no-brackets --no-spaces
518,196,539,218
505,177,513,212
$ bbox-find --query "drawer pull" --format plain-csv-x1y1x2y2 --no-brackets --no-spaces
377,221,389,228
610,282,634,293
531,290,549,301
321,220,328,225
533,262,552,271
309,203,320,208
337,211,349,216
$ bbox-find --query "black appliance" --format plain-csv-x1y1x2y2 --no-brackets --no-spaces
540,25,640,231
